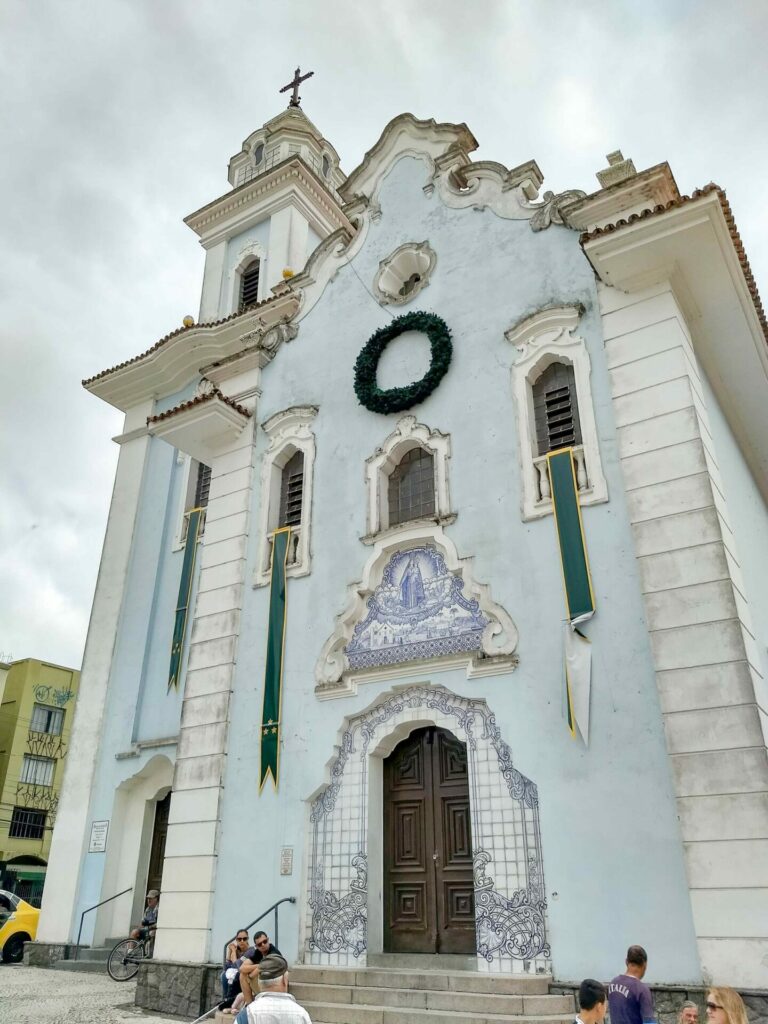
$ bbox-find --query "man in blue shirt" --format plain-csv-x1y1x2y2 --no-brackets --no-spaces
608,945,656,1024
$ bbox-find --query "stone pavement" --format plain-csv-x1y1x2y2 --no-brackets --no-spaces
0,964,196,1024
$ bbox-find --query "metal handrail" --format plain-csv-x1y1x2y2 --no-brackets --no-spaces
73,886,133,961
222,896,296,966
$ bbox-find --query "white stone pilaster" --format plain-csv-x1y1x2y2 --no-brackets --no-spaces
152,419,255,964
37,409,153,943
602,280,768,987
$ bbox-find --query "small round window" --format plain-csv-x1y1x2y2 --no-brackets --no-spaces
254,143,265,165
322,154,331,178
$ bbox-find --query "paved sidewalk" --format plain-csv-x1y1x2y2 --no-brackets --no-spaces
0,964,195,1024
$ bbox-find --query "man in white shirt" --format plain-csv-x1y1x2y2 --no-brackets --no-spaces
234,954,312,1024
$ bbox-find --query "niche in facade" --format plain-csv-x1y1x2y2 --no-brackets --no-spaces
374,241,437,306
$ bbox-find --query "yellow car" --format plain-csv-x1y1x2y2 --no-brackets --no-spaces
0,889,39,963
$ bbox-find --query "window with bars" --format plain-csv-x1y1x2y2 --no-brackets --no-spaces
532,362,582,456
240,260,261,310
279,451,304,527
388,448,435,527
20,755,55,787
9,807,47,840
30,704,64,736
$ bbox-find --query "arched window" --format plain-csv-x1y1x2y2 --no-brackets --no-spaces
388,447,435,527
532,362,582,455
239,259,261,310
279,451,304,527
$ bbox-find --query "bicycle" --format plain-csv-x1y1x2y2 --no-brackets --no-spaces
106,931,153,981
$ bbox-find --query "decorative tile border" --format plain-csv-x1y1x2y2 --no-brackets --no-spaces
305,683,550,974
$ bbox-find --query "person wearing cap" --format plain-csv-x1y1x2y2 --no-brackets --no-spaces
234,954,312,1024
129,889,159,943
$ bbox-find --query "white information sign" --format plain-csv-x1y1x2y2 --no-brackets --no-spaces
89,820,109,853
280,847,293,876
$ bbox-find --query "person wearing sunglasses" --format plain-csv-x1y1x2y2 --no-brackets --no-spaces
705,989,748,1024
240,932,282,1005
221,931,251,999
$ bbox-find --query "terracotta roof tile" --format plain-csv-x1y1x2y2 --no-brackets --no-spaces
580,184,767,345
82,298,278,387
147,385,251,426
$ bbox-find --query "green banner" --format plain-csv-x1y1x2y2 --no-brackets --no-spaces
260,527,291,791
168,507,203,691
547,448,595,622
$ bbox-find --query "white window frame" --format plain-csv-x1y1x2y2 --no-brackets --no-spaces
172,454,210,551
30,703,64,736
507,305,608,521
253,406,317,587
364,415,453,541
21,754,56,787
227,241,266,315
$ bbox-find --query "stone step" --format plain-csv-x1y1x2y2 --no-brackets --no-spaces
53,959,110,974
366,954,476,972
290,966,553,996
303,1001,575,1024
291,982,573,1016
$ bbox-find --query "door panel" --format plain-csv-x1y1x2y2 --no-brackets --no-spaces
384,727,475,954
146,791,171,896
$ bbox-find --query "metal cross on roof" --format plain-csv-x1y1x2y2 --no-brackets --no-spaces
279,66,314,108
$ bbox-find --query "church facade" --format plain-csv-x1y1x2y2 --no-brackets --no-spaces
37,102,768,990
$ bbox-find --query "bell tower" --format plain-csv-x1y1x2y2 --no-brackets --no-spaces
185,75,352,321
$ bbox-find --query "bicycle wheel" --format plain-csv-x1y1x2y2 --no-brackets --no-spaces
107,938,143,981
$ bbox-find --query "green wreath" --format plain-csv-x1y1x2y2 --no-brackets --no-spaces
353,311,453,414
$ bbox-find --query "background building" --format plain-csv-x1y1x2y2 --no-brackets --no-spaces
35,96,768,1004
0,658,80,905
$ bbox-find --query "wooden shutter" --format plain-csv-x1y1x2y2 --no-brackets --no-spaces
532,362,582,455
240,260,261,309
279,451,304,527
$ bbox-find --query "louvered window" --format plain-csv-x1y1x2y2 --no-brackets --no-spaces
388,448,435,527
194,462,212,509
279,451,304,527
240,260,261,310
532,362,582,456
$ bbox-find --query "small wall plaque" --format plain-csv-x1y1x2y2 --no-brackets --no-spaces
89,820,109,853
280,847,293,876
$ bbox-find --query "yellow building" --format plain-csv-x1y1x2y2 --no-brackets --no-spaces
0,659,80,905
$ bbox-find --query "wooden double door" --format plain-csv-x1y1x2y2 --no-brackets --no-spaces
383,727,475,954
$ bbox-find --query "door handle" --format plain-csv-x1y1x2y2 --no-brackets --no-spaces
432,851,439,862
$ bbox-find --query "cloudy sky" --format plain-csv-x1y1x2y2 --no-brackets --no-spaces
1,0,766,670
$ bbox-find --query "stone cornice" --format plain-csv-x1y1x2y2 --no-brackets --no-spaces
84,293,300,412
185,156,352,244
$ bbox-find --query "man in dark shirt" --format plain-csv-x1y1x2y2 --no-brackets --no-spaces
608,945,656,1024
240,931,281,1005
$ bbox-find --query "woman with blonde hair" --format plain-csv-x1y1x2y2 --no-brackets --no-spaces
706,988,748,1024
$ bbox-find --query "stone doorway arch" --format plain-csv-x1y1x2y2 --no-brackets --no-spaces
304,684,550,974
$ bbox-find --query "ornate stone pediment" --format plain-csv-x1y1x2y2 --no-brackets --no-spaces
315,526,518,698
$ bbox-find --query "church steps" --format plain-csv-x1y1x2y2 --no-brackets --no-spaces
289,965,553,995
299,1002,575,1024
291,982,573,1015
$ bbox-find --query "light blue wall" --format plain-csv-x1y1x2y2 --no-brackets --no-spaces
72,381,201,941
208,157,701,983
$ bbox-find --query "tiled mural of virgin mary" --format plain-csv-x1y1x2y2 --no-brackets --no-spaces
345,546,489,670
